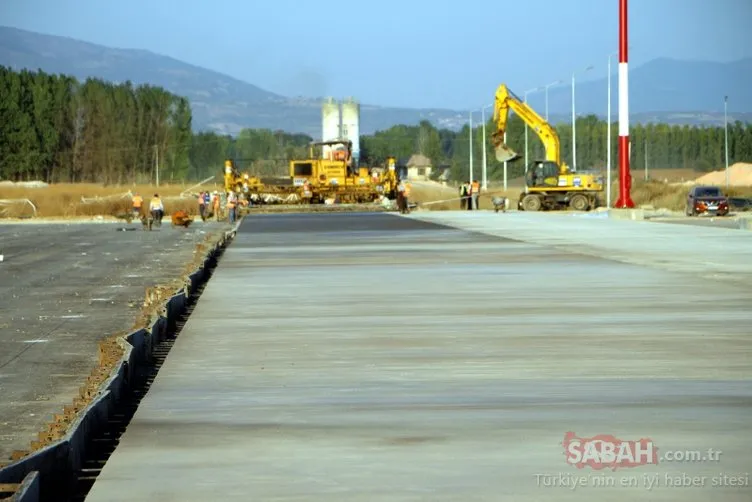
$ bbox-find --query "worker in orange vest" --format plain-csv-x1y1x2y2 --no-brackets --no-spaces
131,193,143,219
471,180,480,209
212,191,221,221
401,181,412,214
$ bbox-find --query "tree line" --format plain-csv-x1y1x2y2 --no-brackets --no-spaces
360,116,752,182
0,66,193,183
2,65,750,184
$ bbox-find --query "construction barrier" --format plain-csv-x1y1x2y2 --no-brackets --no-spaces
0,227,237,502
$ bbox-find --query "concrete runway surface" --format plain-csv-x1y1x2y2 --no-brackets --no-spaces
85,212,751,501
0,221,228,460
648,215,743,229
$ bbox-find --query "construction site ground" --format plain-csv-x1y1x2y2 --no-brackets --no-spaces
0,220,230,461
84,211,751,501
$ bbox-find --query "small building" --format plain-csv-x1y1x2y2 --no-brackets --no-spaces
406,154,433,181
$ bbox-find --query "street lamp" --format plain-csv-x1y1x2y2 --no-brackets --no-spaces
523,87,541,172
606,51,617,208
724,95,729,189
544,80,562,121
468,111,473,183
571,65,594,172
481,103,492,190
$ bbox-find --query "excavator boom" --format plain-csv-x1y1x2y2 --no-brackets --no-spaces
492,84,564,170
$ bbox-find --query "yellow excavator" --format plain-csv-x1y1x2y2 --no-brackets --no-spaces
492,84,603,211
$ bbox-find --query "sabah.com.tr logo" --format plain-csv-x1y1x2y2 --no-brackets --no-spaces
561,432,722,471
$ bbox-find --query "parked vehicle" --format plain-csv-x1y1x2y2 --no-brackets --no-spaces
728,197,752,212
686,185,729,216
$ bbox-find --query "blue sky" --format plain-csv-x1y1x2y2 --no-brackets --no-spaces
2,0,751,109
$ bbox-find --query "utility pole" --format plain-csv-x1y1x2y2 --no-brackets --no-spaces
543,80,561,121
606,52,615,208
523,87,540,173
724,95,729,189
468,112,473,183
571,66,594,172
644,138,648,181
503,131,508,190
155,145,160,187
481,105,488,190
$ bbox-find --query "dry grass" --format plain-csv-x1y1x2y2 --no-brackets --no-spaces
410,179,752,212
630,181,752,210
0,182,221,219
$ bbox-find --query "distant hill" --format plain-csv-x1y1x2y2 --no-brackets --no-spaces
1,26,750,135
536,57,752,123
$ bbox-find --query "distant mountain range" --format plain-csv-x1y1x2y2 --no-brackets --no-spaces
1,26,750,136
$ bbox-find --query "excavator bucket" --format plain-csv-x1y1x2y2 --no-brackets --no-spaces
494,143,520,163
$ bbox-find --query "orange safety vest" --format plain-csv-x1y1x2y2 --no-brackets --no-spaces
404,183,412,196
132,195,143,208
472,181,480,194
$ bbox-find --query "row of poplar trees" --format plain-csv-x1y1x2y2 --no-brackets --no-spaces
0,66,192,183
2,65,750,183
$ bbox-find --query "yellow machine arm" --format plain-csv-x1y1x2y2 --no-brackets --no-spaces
491,84,567,173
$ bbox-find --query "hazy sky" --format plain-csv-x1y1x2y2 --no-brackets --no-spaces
2,0,751,109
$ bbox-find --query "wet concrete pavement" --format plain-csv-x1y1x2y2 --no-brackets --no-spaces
85,212,752,501
0,221,229,460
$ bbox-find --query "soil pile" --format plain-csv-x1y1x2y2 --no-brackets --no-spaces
694,162,752,186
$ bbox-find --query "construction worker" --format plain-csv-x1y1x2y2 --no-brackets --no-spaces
471,180,481,210
198,191,206,221
227,191,238,224
149,193,164,226
466,181,473,210
396,181,406,213
212,191,221,221
402,180,412,214
131,193,143,219
459,183,468,210
302,180,312,201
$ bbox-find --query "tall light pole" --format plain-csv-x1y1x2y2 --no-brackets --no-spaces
724,95,729,189
571,65,594,172
523,87,541,172
468,111,473,183
481,104,492,190
607,51,617,208
503,131,508,190
544,80,562,121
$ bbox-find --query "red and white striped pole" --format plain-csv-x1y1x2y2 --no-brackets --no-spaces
615,0,634,208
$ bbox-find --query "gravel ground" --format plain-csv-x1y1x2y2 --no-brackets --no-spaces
0,220,230,460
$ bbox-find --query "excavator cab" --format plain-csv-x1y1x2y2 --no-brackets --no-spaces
526,161,561,188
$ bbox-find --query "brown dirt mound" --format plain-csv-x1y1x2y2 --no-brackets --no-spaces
694,162,752,186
